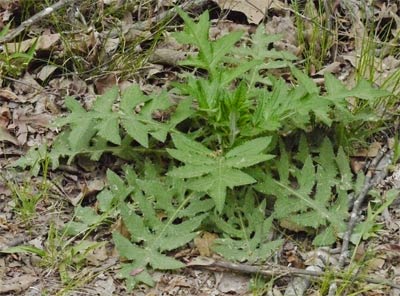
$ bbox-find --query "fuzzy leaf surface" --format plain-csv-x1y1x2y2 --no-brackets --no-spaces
167,134,273,212
113,172,209,289
255,138,361,246
211,191,283,262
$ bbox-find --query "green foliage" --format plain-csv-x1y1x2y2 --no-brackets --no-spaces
173,9,388,147
10,8,396,291
53,85,193,164
10,143,48,176
0,24,37,78
211,190,283,262
351,189,398,244
1,222,105,285
64,168,136,235
232,25,297,89
292,0,332,72
5,156,50,222
112,168,210,289
167,134,274,212
256,138,363,246
172,9,296,146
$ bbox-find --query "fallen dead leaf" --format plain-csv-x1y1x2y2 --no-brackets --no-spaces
0,274,38,294
37,65,58,82
0,126,18,145
15,114,53,129
353,142,382,158
93,276,116,296
214,0,279,24
0,104,10,126
194,232,218,257
12,72,43,95
315,62,342,75
265,16,301,56
5,33,60,53
217,272,249,294
94,74,118,94
0,88,19,101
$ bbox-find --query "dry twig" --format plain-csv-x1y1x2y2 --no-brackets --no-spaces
0,0,78,44
328,144,394,295
188,257,400,289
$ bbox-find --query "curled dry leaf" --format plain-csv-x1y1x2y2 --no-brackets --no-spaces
94,74,118,94
37,65,58,82
353,142,383,158
4,33,60,53
194,232,218,257
0,104,10,127
0,88,19,101
217,273,249,294
0,105,18,145
265,16,301,56
0,274,38,294
149,48,192,66
213,0,284,24
0,126,18,145
49,75,88,96
12,72,43,96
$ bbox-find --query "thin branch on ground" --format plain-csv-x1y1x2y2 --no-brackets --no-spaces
284,248,338,296
0,0,78,44
328,144,394,295
339,145,392,267
116,0,209,33
188,257,400,289
283,144,394,296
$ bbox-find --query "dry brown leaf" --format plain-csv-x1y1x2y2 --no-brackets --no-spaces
12,72,43,95
0,88,19,101
350,158,366,174
194,232,218,257
94,74,118,94
5,33,59,53
0,274,38,294
0,126,18,145
0,0,13,9
214,0,273,24
17,114,54,128
217,273,249,294
315,62,342,75
37,65,58,82
353,142,382,158
0,104,10,126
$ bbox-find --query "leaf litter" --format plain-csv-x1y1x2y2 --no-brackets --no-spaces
0,0,400,295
